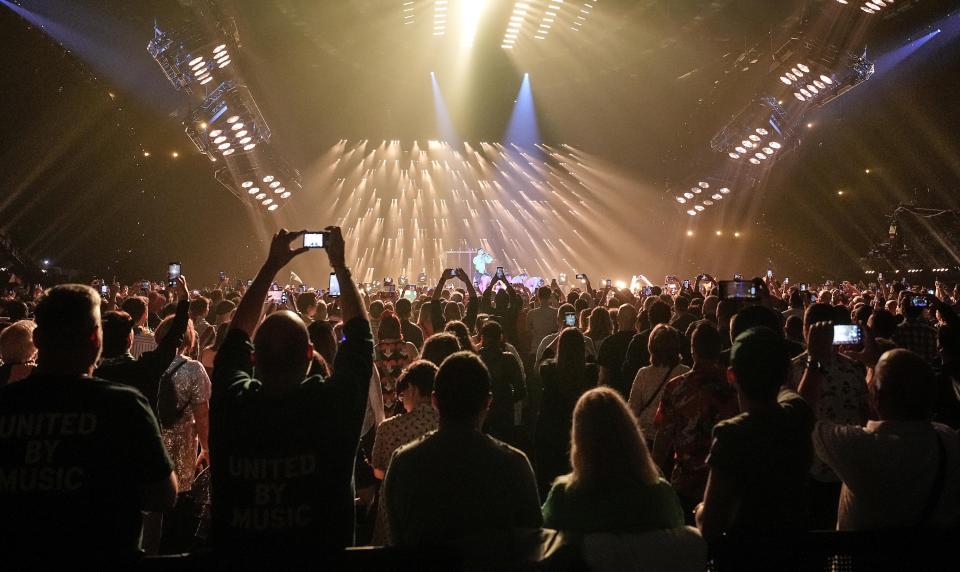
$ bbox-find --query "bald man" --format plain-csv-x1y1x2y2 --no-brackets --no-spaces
800,335,960,531
209,228,373,557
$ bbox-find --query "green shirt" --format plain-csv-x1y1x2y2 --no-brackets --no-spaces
542,477,684,533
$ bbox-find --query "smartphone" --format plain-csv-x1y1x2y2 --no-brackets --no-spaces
168,262,181,287
219,271,226,281
386,283,396,293
266,290,283,304
302,231,327,249
642,286,653,296
718,280,759,301
563,312,577,328
328,272,341,298
246,279,253,287
281,291,289,304
682,279,690,289
140,280,150,293
605,279,612,287
784,277,790,284
799,283,808,292
927,289,935,296
734,273,743,281
910,295,928,308
832,324,862,346
767,269,774,279
99,284,109,296
496,266,505,279
404,285,417,302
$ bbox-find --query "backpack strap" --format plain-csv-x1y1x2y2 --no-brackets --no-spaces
638,365,676,414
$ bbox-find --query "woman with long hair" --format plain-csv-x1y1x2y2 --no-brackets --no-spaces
584,306,613,348
443,320,477,353
542,387,684,533
375,311,420,417
535,328,599,494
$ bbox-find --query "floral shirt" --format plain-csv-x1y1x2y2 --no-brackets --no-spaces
790,351,869,482
654,362,739,503
160,355,211,492
374,338,419,415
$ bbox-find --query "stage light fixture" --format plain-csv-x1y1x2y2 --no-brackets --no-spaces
148,24,237,94
185,82,271,161
214,142,300,213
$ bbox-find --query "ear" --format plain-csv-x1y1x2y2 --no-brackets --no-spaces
483,392,493,411
305,341,315,362
431,392,440,411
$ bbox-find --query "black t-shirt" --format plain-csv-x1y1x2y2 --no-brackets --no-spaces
706,389,815,533
399,319,424,351
0,375,173,558
621,328,654,387
209,317,374,553
596,330,637,398
479,347,526,442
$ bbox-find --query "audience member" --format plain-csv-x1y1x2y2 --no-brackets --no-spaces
477,321,526,444
628,324,690,441
596,304,639,397
0,320,37,386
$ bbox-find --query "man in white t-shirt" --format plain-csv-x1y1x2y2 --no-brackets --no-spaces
800,330,960,530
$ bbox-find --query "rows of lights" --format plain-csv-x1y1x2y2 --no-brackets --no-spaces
674,181,733,216
778,62,837,103
240,174,293,212
185,82,270,160
434,0,448,36
534,0,563,41
502,1,529,49
402,1,414,25
571,1,594,33
726,126,783,164
686,230,743,237
835,0,896,15
186,43,231,87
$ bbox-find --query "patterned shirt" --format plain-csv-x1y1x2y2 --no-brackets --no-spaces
790,351,869,482
654,362,739,503
892,318,939,365
374,338,419,415
160,355,211,492
130,330,157,359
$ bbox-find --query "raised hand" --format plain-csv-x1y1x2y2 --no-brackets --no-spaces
324,226,346,269
266,229,309,270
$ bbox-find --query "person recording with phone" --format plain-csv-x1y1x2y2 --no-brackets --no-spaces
481,266,522,347
209,227,374,558
430,268,479,334
892,294,939,365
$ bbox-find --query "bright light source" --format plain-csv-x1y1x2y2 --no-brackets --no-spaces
716,230,723,236
172,151,179,158
143,151,150,157
687,230,694,236
734,232,741,237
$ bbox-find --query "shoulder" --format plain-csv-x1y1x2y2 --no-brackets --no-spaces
486,434,534,467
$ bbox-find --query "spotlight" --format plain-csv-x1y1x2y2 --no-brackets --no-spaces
214,142,300,213
172,151,179,158
687,230,694,236
148,24,237,94
734,232,741,237
185,82,271,161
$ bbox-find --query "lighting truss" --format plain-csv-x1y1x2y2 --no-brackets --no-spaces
710,96,791,166
434,0,448,36
147,23,237,95
214,143,300,212
834,0,897,15
501,0,597,49
673,179,736,216
185,82,271,160
401,1,415,25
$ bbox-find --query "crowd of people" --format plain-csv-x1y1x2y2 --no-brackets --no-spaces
1,231,959,568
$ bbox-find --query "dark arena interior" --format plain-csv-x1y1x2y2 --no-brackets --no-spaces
1,0,960,570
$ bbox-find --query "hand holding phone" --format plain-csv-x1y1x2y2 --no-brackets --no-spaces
328,272,341,297
168,262,182,288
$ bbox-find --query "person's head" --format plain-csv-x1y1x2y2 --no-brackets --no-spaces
480,320,503,350
421,332,461,366
369,300,385,320
648,324,683,368
701,296,719,322
212,299,236,325
189,297,210,321
616,304,637,332
396,360,438,413
556,303,576,328
585,307,612,340
556,328,587,388
730,327,790,405
872,349,936,421
417,300,433,327
120,296,149,328
567,387,660,489
648,300,671,328
395,297,413,320
433,351,491,427
100,311,135,357
573,298,589,318
494,289,510,310
4,300,29,322
730,304,782,343
443,320,475,353
784,315,804,342
147,291,165,314
314,299,328,322
451,291,464,304
716,299,739,331
253,311,313,389
0,320,37,365
537,286,553,304
377,311,403,341
789,290,804,309
803,303,836,339
443,300,463,322
307,319,337,366
296,292,318,318
674,296,690,313
691,321,722,364
154,314,196,355
566,291,579,305
33,285,102,374
868,309,897,339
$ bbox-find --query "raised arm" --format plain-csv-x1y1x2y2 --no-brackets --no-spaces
326,226,367,325
155,276,191,367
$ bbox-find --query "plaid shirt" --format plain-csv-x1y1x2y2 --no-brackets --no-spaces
892,318,939,365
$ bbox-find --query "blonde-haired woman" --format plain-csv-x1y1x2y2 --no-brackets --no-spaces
542,387,684,533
